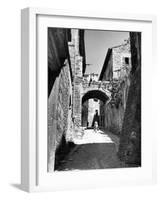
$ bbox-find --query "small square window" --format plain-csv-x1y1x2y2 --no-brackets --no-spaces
125,57,129,65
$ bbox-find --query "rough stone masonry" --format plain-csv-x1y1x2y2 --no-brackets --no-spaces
48,28,141,172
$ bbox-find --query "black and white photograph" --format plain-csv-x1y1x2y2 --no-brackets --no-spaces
47,28,141,172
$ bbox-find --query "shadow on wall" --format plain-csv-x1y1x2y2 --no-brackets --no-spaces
54,134,75,170
118,32,141,167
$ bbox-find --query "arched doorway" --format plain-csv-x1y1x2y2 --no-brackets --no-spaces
81,90,110,129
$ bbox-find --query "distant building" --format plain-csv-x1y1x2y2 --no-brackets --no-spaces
81,98,100,128
88,99,100,127
99,39,131,81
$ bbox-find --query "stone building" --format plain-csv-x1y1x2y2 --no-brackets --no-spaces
67,29,86,139
99,39,131,134
48,28,86,172
118,32,141,166
83,73,99,82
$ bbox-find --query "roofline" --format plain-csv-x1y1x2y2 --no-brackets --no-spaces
99,48,112,80
109,39,130,49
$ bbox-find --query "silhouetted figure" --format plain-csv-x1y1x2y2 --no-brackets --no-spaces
92,110,99,127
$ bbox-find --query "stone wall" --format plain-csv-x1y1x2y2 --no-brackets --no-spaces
56,60,72,146
104,104,124,134
103,79,130,134
81,100,88,127
99,101,105,127
48,28,86,171
68,29,85,131
118,32,141,166
48,59,72,172
100,41,131,135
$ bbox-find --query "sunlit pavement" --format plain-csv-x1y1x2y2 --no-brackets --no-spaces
73,129,114,144
56,129,127,171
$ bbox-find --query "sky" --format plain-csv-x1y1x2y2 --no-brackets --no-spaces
84,30,129,75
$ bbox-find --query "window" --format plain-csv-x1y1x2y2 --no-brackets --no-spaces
125,57,129,65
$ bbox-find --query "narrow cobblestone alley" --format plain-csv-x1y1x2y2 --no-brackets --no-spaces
48,28,141,172
55,129,127,171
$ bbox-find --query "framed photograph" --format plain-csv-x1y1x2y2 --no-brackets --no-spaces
21,8,156,192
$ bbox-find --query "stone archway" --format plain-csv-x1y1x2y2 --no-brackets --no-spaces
72,77,112,133
82,89,111,104
81,89,111,128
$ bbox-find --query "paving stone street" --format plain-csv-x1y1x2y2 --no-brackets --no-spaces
56,129,127,171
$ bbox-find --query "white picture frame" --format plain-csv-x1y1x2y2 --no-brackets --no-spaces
21,7,157,192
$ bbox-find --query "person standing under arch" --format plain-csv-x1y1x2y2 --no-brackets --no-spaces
92,110,100,127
